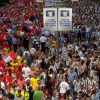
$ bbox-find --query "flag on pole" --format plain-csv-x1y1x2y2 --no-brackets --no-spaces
4,56,12,63
0,51,17,66
9,51,17,59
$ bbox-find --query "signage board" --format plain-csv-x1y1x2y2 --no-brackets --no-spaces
58,8,72,31
43,8,57,31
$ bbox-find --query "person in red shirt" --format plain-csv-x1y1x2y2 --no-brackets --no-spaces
0,60,5,69
13,67,18,74
4,66,10,73
17,65,23,74
16,74,20,82
7,76,16,87
0,74,3,82
0,35,3,43
39,18,44,27
2,40,9,49
18,75,25,90
3,74,8,83
5,72,11,82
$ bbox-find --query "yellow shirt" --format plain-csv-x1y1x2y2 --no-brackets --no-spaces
11,73,15,77
16,30,21,37
23,59,27,64
51,38,58,47
10,90,29,100
21,91,29,100
17,56,22,64
31,77,39,90
10,60,19,67
10,89,18,95
3,48,9,56
10,60,15,67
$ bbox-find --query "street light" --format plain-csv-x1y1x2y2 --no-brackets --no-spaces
44,0,72,61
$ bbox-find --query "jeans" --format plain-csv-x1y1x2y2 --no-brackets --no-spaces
69,82,74,97
13,44,17,52
85,32,91,40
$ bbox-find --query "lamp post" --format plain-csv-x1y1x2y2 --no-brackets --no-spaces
44,0,61,61
44,0,72,61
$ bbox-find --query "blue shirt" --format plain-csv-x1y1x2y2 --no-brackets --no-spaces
68,72,77,82
12,38,17,44
95,89,100,100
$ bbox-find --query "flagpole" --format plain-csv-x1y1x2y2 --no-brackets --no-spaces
56,7,59,61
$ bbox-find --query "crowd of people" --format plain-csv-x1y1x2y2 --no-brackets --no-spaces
0,0,100,100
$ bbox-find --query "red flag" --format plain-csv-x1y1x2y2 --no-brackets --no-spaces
9,51,17,59
1,51,17,64
0,60,6,66
0,35,3,42
2,41,9,49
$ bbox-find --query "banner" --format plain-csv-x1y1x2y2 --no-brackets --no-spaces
45,0,54,7
71,0,79,1
43,8,57,31
58,8,72,31
36,0,44,2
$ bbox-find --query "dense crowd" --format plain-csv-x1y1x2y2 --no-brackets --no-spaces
0,0,100,100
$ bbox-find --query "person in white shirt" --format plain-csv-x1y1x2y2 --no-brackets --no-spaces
59,78,70,99
86,26,91,40
40,35,47,53
1,81,5,89
78,50,84,57
22,65,30,78
30,48,36,56
7,28,12,33
62,45,67,55
73,77,82,93
75,45,79,52
40,35,47,43
20,31,24,37
96,31,100,40
23,50,30,57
